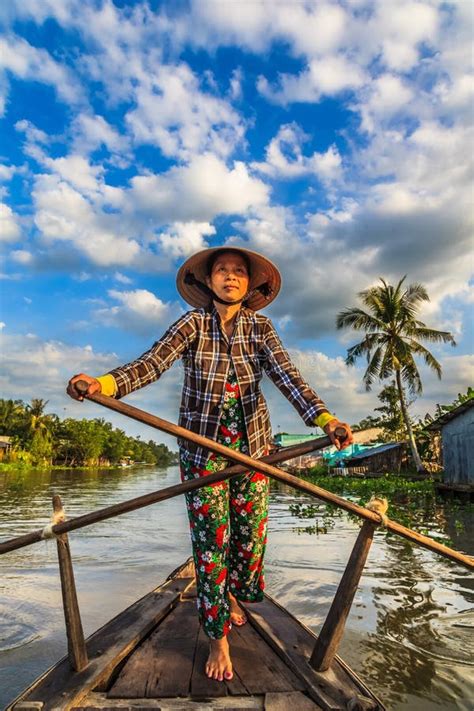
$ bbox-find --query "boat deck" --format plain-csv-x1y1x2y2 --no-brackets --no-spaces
101,597,313,706
10,560,383,711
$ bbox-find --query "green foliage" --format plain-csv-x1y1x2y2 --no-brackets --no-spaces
336,277,456,395
428,387,474,422
375,382,408,441
289,472,446,539
351,415,382,432
0,398,177,467
29,428,53,465
337,277,456,472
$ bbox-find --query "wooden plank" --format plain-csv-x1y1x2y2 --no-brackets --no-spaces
230,624,304,695
189,626,228,698
241,596,384,711
75,691,264,708
265,691,322,710
14,576,194,711
166,558,195,580
310,521,376,672
108,601,200,698
53,495,88,672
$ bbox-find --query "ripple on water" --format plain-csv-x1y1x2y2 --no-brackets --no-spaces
0,600,41,652
425,609,474,665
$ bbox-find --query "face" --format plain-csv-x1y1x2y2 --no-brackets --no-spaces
206,252,250,303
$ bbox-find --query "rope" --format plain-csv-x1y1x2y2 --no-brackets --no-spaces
41,509,65,540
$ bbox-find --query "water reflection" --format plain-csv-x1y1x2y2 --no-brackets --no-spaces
0,467,473,710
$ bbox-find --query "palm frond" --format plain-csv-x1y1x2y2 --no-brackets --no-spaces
379,347,395,381
410,327,456,346
408,341,443,378
336,308,385,332
345,338,373,366
362,345,384,391
401,353,423,394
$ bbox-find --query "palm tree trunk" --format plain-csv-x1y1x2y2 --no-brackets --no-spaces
395,369,425,473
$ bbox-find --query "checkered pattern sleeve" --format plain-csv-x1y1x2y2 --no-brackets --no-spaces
107,311,198,399
260,318,330,426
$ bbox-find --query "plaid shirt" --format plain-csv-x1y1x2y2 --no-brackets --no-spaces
108,307,330,468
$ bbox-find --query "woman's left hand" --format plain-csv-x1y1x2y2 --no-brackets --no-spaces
323,419,354,450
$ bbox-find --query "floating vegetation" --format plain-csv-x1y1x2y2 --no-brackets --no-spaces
288,473,471,544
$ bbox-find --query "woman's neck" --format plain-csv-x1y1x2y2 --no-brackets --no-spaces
213,301,241,337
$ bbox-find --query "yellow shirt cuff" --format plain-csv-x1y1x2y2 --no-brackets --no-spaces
96,374,117,397
315,412,337,430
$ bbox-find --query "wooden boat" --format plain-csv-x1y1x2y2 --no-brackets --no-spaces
7,558,384,711
3,393,472,710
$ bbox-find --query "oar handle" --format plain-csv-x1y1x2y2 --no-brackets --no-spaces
76,379,97,396
74,380,474,571
334,426,348,442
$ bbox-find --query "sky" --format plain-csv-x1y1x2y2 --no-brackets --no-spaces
0,0,473,448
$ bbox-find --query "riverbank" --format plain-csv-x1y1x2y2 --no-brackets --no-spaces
0,460,177,472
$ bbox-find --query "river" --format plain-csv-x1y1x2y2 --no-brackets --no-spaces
0,465,473,710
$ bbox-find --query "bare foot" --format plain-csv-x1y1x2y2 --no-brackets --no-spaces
229,591,247,626
206,636,233,681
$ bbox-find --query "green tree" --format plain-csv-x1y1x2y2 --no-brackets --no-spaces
351,414,382,432
29,428,53,464
336,277,456,472
374,382,407,442
0,399,26,435
55,419,106,465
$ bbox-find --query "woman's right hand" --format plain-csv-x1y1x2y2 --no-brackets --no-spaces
66,373,101,401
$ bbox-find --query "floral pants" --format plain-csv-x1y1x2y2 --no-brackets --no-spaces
180,367,269,639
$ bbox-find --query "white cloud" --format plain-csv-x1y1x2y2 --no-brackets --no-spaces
0,34,83,115
252,123,342,183
0,325,185,446
130,153,269,222
126,63,245,160
94,289,182,337
258,55,365,105
44,155,105,195
229,68,243,101
358,74,415,133
0,202,21,242
0,164,16,181
113,272,132,285
159,221,216,259
375,1,439,72
33,172,141,267
0,329,118,406
15,119,49,145
71,113,130,158
10,249,32,264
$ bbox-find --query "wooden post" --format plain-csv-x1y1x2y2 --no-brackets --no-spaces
310,520,377,672
52,494,88,671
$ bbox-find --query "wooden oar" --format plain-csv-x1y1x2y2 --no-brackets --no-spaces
0,433,332,555
76,384,472,571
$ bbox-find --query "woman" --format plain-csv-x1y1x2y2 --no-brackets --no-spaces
67,247,353,681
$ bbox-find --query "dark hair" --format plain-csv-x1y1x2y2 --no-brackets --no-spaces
206,249,251,277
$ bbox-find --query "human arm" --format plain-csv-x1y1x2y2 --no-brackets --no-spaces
66,311,198,401
260,319,353,449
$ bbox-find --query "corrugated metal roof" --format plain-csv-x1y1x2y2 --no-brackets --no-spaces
424,399,474,431
346,442,403,461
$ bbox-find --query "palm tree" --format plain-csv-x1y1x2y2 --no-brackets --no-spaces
27,398,50,433
336,277,456,472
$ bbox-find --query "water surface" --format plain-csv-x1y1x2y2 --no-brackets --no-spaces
0,465,472,709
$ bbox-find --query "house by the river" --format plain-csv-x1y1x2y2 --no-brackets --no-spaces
425,399,474,492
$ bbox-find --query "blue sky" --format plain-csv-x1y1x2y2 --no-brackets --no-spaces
0,0,472,445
